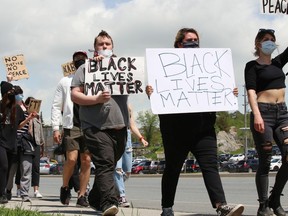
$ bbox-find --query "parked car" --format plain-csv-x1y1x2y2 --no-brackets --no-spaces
247,149,258,159
49,163,64,175
272,145,281,156
270,158,282,171
227,160,250,173
218,154,233,162
246,159,259,172
40,160,51,175
229,154,245,162
131,160,150,174
182,159,200,173
157,160,166,174
142,160,159,174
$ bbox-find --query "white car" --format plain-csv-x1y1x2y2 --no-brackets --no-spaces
229,154,245,162
270,158,282,171
40,160,51,175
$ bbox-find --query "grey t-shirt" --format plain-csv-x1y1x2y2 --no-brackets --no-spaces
71,65,129,130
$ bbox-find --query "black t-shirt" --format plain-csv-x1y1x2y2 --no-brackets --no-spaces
245,47,288,93
0,101,25,152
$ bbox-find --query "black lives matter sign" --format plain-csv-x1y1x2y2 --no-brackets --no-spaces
3,54,29,80
84,57,145,95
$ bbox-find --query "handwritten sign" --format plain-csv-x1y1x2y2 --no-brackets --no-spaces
84,57,145,95
27,99,42,114
260,0,288,15
146,48,238,114
61,61,76,77
2,54,29,80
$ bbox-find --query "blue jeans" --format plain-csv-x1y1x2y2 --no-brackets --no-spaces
114,130,132,197
250,102,288,202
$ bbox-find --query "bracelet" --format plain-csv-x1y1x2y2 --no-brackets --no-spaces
139,136,144,141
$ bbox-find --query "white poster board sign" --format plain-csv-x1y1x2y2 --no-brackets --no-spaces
260,0,288,15
146,48,238,114
84,57,145,95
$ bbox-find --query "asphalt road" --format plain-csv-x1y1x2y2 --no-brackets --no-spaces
14,172,287,216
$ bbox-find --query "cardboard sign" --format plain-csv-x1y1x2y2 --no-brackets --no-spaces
27,99,42,114
2,54,29,80
61,61,76,77
84,57,145,95
146,48,238,114
260,0,288,14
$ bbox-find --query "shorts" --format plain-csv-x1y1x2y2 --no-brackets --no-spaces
63,126,88,153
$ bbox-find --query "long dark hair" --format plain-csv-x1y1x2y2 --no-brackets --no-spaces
1,90,17,127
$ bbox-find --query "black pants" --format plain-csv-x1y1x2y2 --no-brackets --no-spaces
159,113,226,208
84,127,127,211
32,145,40,187
251,102,288,202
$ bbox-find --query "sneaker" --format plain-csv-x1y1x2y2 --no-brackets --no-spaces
76,195,89,207
34,191,43,198
16,189,21,198
6,190,12,201
258,201,273,216
102,204,118,216
161,207,174,216
0,195,8,204
216,204,244,216
60,186,71,205
21,196,31,203
118,196,130,207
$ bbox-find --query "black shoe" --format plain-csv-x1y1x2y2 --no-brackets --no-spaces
258,201,273,216
76,195,89,208
216,204,244,216
0,195,8,204
60,186,71,205
269,195,286,216
6,191,12,201
161,207,174,216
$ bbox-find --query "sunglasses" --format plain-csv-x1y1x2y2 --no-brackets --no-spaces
258,28,275,34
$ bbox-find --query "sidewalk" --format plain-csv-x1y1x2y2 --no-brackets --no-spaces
3,196,195,216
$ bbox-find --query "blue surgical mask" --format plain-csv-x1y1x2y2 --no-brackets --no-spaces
97,49,113,58
15,94,24,102
261,41,277,55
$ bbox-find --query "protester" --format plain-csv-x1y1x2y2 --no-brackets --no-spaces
25,97,45,199
115,104,148,207
146,28,244,216
51,50,91,207
71,30,129,216
0,81,35,204
244,28,288,216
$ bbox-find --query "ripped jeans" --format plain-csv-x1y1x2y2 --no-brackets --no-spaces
250,102,288,202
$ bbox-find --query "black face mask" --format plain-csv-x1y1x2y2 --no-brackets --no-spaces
182,41,199,48
74,59,86,69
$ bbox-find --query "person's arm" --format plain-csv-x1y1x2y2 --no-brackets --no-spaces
128,104,149,147
247,89,264,133
18,111,37,129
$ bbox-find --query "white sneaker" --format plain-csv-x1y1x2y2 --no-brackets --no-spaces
34,191,43,198
16,189,21,198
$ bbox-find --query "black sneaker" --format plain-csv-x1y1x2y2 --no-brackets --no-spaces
6,191,12,201
216,204,244,216
161,207,174,216
102,204,118,216
0,195,8,204
60,186,71,205
76,195,89,207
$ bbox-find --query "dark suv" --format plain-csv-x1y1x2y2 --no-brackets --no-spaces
182,159,200,173
157,160,166,174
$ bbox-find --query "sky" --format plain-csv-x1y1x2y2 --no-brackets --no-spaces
0,0,287,125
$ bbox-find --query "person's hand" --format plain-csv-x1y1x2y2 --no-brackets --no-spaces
145,85,153,98
254,114,265,133
233,88,239,97
141,138,149,147
93,55,105,62
28,111,38,120
53,130,61,144
95,88,111,103
6,75,13,82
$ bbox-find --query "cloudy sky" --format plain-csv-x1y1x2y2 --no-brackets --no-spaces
0,0,287,125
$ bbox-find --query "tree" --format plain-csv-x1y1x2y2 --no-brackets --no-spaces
136,110,161,147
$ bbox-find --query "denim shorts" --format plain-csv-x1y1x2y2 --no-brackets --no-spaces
250,102,288,148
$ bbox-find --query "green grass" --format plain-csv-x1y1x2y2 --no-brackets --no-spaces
0,205,63,216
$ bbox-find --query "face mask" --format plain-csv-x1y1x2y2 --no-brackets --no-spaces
97,49,113,58
261,41,277,55
182,41,199,48
15,94,24,102
74,59,86,69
